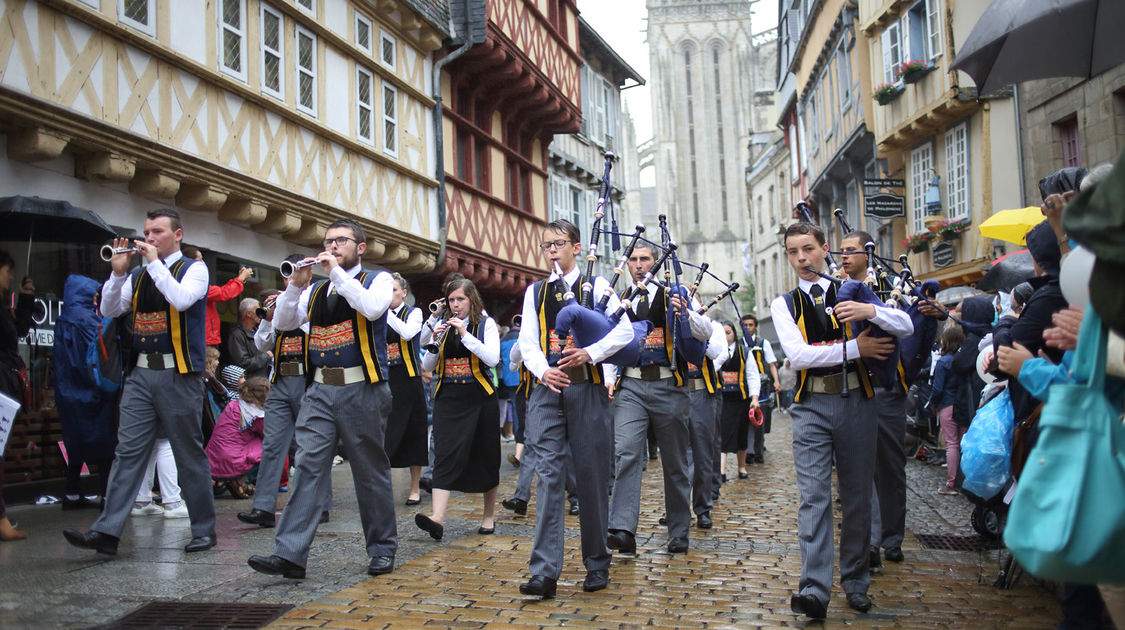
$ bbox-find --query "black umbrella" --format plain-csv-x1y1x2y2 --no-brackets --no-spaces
951,0,1125,94
977,250,1036,293
0,195,116,244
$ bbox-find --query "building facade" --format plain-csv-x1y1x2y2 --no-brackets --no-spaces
547,17,644,281
859,0,1021,285
647,0,777,301
745,128,790,337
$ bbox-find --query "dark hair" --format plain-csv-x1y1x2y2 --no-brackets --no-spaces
721,320,739,341
283,253,303,265
842,230,875,249
741,313,758,326
939,325,964,355
392,272,409,293
0,250,13,273
783,222,825,246
258,289,280,304
545,218,580,244
442,272,465,294
181,245,202,260
1010,282,1033,312
146,208,183,232
445,278,485,325
326,219,365,244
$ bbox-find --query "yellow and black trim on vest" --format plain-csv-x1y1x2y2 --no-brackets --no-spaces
271,329,308,384
722,344,749,399
394,305,420,378
700,357,719,394
131,259,198,374
434,319,495,397
303,271,385,384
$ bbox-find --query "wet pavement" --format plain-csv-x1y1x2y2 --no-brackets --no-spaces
0,411,1059,628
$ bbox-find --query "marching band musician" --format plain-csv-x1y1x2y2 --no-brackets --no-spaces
718,321,760,482
685,317,728,530
238,268,332,529
606,243,713,556
770,222,912,619
247,219,397,580
64,208,218,556
838,230,910,568
413,278,501,541
384,273,428,507
742,314,780,466
516,219,632,599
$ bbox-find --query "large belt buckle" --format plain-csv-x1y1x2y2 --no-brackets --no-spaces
321,367,345,386
279,361,302,377
146,353,165,370
562,367,588,385
821,373,842,394
640,365,662,381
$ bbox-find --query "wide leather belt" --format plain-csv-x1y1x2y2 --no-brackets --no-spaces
687,378,708,392
623,365,674,381
805,371,862,395
561,366,589,385
313,366,366,386
278,361,305,377
137,352,176,370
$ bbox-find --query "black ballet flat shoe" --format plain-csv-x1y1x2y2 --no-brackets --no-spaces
477,525,495,535
415,513,443,541
738,471,749,479
405,497,421,506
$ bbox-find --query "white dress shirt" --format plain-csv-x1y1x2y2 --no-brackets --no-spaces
386,304,424,340
273,263,393,332
769,276,914,371
517,266,633,381
100,249,209,319
705,319,729,366
420,316,500,371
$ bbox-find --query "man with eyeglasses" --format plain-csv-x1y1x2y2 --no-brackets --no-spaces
515,219,632,598
247,219,397,579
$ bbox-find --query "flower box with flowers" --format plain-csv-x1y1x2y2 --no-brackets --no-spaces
873,82,904,105
935,217,972,241
895,59,934,84
903,231,934,253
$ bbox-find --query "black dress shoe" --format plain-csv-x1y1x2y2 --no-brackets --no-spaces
668,537,689,553
405,497,421,506
846,592,872,613
519,575,557,599
319,511,330,524
790,593,827,619
755,455,764,464
248,554,305,579
697,513,713,529
415,513,443,540
368,555,394,576
606,530,636,554
419,477,432,493
721,474,727,483
502,497,528,515
63,529,119,555
237,509,276,528
568,501,580,516
869,545,883,569
884,547,904,563
582,569,609,592
185,535,216,553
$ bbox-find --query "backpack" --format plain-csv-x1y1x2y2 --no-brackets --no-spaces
86,317,125,393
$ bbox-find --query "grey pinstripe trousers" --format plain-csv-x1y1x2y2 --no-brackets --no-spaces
790,389,877,603
870,388,907,549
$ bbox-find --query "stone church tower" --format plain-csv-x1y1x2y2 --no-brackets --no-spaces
647,0,776,304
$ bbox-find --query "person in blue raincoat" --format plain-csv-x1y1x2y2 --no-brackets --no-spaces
53,275,118,510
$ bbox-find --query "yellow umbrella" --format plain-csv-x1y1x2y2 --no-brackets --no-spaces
978,206,1046,246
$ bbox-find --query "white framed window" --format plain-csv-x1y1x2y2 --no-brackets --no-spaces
944,122,970,220
880,21,904,85
909,142,934,233
296,26,317,116
356,66,375,145
218,0,247,81
788,124,801,182
836,41,852,109
295,0,314,17
379,30,396,70
355,12,372,54
260,4,284,99
118,0,155,37
804,95,819,155
925,0,943,59
601,78,616,147
382,81,397,156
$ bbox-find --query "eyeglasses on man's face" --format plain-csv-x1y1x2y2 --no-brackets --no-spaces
323,236,356,249
539,239,572,251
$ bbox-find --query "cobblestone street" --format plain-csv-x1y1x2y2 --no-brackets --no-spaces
0,410,1059,628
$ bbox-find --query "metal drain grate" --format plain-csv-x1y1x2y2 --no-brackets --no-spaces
94,602,293,629
915,533,1002,552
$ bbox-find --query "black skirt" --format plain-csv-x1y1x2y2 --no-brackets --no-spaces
384,364,429,468
721,392,750,453
431,383,500,493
